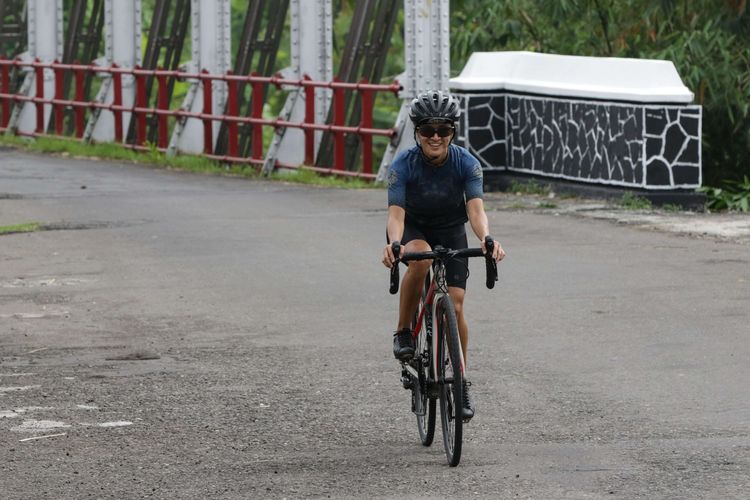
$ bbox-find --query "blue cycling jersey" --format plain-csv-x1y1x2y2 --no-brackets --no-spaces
387,144,484,229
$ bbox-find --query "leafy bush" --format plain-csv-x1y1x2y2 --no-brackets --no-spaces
619,192,652,210
450,0,750,185
700,176,750,212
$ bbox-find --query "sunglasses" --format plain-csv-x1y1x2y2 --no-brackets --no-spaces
417,125,455,138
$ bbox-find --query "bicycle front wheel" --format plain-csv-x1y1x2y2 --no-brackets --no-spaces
436,295,463,467
413,272,435,446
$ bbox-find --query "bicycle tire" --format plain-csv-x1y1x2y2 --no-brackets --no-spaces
436,295,463,466
412,272,436,446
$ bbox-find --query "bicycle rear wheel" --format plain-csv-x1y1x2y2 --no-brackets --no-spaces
412,272,435,446
436,295,463,466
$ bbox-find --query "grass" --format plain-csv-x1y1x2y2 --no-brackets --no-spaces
661,203,683,212
619,191,653,210
270,168,373,189
0,135,377,189
510,179,551,196
508,202,530,209
0,222,42,235
537,201,558,209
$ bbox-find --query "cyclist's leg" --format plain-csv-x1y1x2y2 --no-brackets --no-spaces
397,239,431,330
388,222,432,331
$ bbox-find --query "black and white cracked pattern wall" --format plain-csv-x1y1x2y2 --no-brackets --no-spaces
455,93,702,189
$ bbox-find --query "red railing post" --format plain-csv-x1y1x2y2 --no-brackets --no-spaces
202,69,213,154
226,71,238,158
112,63,123,142
73,62,86,138
303,74,315,165
53,60,65,135
332,77,345,171
35,59,44,134
134,66,147,145
156,69,169,149
251,72,264,160
359,78,373,175
0,57,10,128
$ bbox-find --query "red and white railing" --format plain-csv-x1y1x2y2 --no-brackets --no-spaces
0,57,401,179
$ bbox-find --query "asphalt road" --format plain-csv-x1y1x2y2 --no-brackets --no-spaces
1,150,749,499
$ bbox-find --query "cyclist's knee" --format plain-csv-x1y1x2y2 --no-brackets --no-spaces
453,300,463,318
405,239,431,253
449,288,465,316
409,259,431,275
404,239,432,275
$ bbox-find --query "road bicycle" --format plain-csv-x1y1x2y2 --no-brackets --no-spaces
389,236,498,466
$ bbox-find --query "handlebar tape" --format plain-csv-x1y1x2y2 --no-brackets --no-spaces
484,235,498,289
389,241,401,295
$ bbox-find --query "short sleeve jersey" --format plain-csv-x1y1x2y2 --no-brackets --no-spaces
387,144,483,229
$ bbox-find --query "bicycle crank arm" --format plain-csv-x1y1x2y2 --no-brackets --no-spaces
401,364,419,380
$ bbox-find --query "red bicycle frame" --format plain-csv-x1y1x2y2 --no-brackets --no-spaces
410,275,467,382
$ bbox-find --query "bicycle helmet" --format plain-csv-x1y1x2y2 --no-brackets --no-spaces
409,90,461,126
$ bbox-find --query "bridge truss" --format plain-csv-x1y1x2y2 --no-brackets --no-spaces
0,0,449,179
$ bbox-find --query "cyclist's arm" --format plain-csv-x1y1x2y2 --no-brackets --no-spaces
383,205,405,267
384,158,408,267
463,158,487,241
466,198,490,242
467,198,506,262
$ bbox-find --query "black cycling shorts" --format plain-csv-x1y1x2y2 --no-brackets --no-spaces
389,221,469,290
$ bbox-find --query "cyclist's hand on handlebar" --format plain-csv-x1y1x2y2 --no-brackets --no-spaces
481,236,506,262
382,240,402,268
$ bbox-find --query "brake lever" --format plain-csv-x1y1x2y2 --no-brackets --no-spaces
484,235,498,289
389,241,401,295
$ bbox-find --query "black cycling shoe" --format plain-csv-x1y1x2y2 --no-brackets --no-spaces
462,380,475,420
392,328,415,361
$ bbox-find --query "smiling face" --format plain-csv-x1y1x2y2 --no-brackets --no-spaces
416,121,455,165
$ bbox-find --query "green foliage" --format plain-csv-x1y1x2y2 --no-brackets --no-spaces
619,191,653,210
510,179,550,195
271,168,374,189
660,203,683,212
0,222,41,235
450,0,750,185
700,176,750,211
537,201,558,209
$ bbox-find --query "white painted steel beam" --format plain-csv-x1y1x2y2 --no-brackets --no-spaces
378,0,451,181
270,0,333,169
15,0,63,135
172,0,231,154
403,0,450,98
87,0,142,143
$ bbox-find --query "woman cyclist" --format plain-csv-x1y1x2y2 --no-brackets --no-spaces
382,90,506,419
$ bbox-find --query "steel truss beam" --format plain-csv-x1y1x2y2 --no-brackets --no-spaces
51,0,105,134
266,0,333,172
13,0,63,134
87,0,142,143
376,0,451,181
214,0,289,156
316,0,399,170
126,0,190,144
171,0,231,154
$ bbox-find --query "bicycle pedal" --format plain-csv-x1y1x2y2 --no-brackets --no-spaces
400,370,413,390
